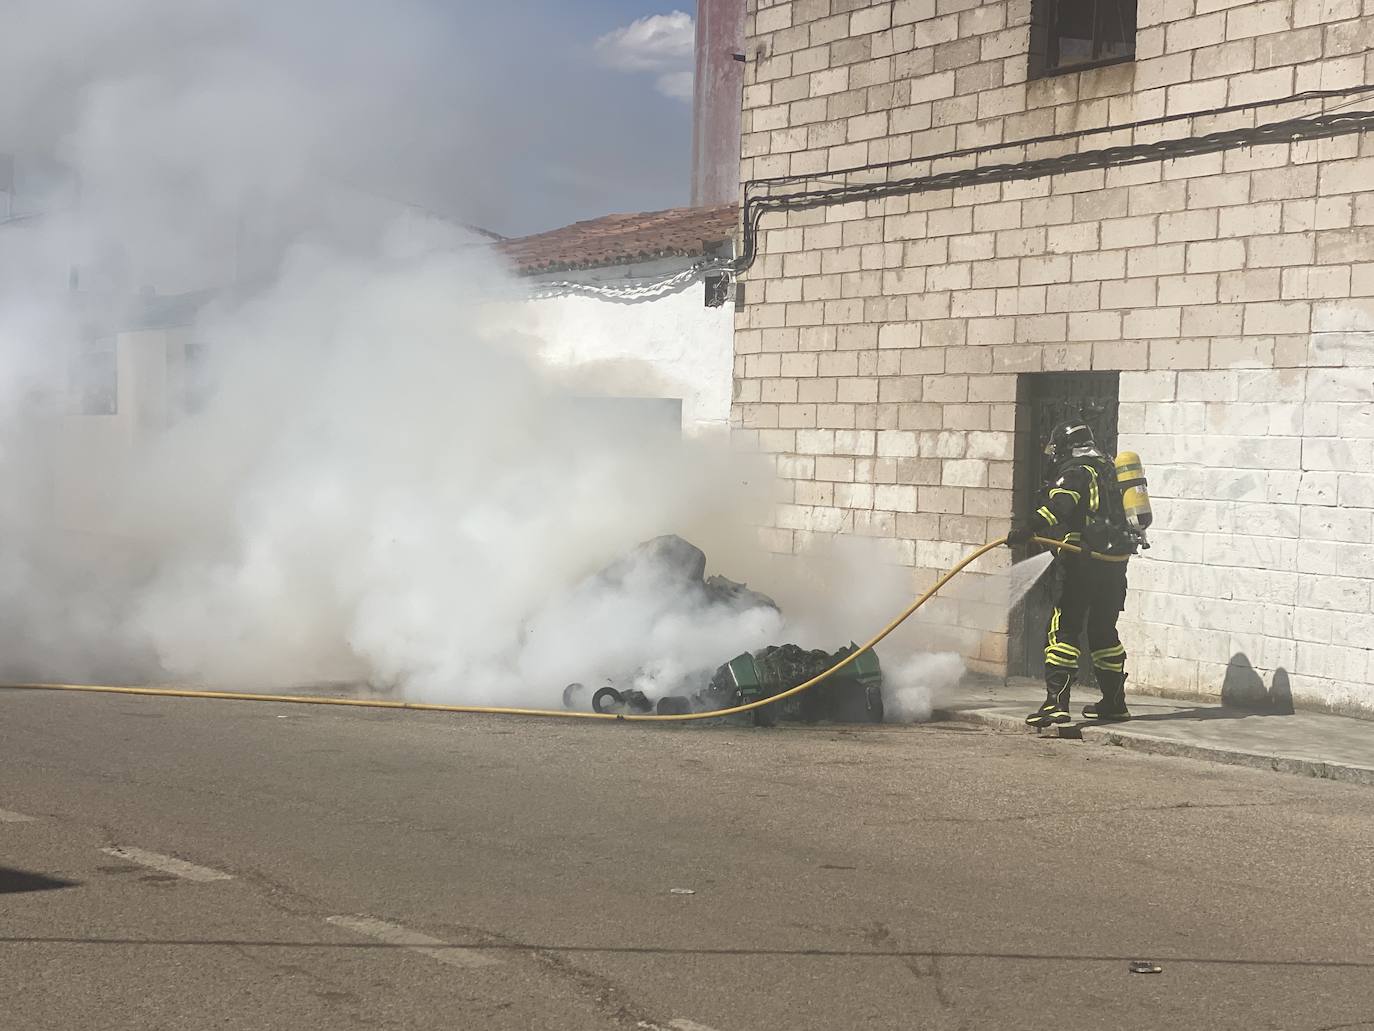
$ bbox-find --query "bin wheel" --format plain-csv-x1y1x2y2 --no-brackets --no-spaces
592,687,624,714
562,683,585,710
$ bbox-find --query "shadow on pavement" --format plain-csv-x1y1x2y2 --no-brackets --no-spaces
0,867,78,894
1125,655,1295,724
1220,655,1294,714
1125,706,1290,725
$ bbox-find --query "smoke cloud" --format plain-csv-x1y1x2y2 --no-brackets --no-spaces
882,653,966,723
0,0,976,711
0,0,764,702
0,0,693,240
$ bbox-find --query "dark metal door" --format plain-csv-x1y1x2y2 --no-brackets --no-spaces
1010,372,1120,679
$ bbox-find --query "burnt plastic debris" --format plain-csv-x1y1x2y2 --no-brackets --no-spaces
591,686,654,715
558,535,884,725
592,535,779,615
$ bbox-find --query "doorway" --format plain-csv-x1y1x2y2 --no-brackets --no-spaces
1010,371,1120,679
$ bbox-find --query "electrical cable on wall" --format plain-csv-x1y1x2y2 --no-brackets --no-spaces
524,257,735,303
518,78,1374,298
737,105,1374,272
749,75,1374,189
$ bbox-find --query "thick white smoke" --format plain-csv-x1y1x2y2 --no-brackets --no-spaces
0,0,975,708
881,653,966,723
0,216,787,699
0,0,790,702
129,241,793,700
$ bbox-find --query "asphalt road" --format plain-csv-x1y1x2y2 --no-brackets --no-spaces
2,689,1372,1031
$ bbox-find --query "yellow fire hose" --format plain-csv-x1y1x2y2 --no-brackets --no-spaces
0,535,1125,723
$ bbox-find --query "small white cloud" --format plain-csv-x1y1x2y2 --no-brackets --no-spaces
595,10,695,101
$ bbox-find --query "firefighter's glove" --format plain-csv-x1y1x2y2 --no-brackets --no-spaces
1005,523,1034,547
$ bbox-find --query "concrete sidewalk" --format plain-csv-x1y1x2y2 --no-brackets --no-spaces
933,680,1374,786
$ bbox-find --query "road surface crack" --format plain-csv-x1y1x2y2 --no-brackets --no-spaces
906,799,1293,826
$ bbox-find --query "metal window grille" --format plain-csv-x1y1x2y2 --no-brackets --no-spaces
1030,0,1137,77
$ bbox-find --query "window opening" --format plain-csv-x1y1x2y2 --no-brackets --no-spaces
71,336,117,415
1031,0,1136,77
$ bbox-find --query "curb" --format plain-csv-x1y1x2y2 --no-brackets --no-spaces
933,707,1374,788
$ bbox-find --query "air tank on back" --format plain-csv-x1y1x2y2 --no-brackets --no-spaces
1114,451,1153,545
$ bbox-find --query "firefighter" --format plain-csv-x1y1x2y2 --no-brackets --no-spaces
1006,420,1137,727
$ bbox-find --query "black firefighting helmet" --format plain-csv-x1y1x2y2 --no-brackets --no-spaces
1043,420,1096,467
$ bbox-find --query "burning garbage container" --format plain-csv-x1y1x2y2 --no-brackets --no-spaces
708,643,884,726
552,535,885,725
563,643,884,724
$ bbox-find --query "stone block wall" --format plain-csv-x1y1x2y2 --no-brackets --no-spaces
733,0,1374,712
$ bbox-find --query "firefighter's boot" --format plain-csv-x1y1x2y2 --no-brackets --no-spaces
1083,670,1130,721
1025,668,1073,728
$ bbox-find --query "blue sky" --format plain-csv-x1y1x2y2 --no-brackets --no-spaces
393,1,698,237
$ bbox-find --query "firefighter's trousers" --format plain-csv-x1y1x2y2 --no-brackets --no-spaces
1043,555,1129,680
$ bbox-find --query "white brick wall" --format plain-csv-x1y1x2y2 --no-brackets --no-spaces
736,0,1374,710
1120,365,1374,713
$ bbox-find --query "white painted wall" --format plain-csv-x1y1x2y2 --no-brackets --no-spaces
53,327,191,535
50,257,737,545
513,258,735,436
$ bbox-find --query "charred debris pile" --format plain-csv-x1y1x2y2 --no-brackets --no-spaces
560,536,884,725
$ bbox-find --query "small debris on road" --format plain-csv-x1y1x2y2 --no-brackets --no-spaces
1129,961,1162,974
669,888,696,895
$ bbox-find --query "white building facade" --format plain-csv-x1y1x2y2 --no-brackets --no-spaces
501,205,740,436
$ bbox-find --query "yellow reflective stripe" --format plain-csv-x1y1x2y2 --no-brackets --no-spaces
1046,647,1080,664
1091,643,1126,672
1036,506,1058,526
1046,605,1081,666
1086,466,1100,513
1048,487,1081,503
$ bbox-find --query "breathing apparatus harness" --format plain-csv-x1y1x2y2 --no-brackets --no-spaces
1066,445,1140,558
1039,423,1153,560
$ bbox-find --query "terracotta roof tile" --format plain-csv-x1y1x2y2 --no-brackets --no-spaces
498,203,738,275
